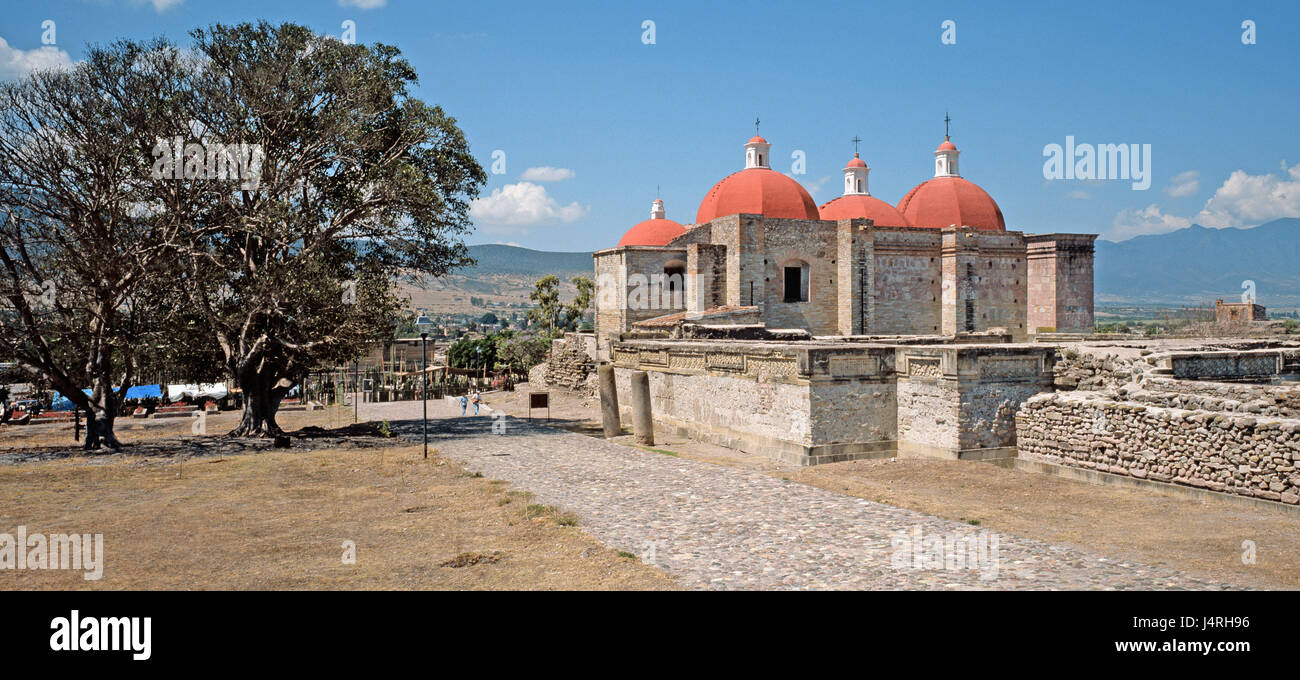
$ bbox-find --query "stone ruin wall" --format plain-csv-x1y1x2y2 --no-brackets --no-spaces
612,339,1055,465
610,341,900,465
1019,342,1300,506
534,333,598,394
1017,391,1300,505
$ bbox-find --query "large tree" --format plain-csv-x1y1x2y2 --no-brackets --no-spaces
173,22,484,437
0,40,195,449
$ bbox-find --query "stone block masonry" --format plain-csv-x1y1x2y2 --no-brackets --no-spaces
1016,391,1300,504
612,338,1056,465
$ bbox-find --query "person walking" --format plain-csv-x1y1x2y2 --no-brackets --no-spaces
459,393,468,416
471,390,481,415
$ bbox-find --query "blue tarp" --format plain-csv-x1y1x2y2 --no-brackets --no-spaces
49,385,163,410
125,384,162,399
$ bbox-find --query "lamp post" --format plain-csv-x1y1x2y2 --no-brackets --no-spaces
476,345,483,387
416,314,432,459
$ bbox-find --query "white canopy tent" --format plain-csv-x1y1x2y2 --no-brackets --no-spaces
167,383,229,401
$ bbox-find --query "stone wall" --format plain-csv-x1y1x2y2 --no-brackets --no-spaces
611,339,897,465
1017,391,1300,505
1130,378,1300,418
612,338,1054,464
895,345,1056,458
1052,349,1144,391
546,335,596,392
592,246,689,361
871,228,943,335
1151,348,1294,380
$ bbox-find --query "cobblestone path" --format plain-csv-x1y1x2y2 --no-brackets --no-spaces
361,400,1237,590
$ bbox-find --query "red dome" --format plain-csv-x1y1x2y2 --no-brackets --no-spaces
937,139,957,151
897,176,1005,231
695,168,820,224
819,194,910,227
747,135,768,145
617,218,685,247
845,155,868,169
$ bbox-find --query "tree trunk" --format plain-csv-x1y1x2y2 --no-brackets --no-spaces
228,384,284,438
82,407,123,450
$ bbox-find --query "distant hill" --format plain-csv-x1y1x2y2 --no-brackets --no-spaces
399,244,594,315
1095,218,1300,307
462,244,592,277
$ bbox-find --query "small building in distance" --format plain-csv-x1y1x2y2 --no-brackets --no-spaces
1216,298,1267,323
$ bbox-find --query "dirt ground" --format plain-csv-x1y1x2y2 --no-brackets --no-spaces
0,404,374,452
0,407,676,590
486,386,1300,590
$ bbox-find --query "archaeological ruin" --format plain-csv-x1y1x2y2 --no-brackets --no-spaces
575,130,1300,510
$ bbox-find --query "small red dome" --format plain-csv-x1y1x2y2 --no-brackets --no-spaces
747,135,768,145
695,168,820,224
897,176,1005,231
845,154,868,169
937,138,957,151
617,218,686,247
819,194,910,227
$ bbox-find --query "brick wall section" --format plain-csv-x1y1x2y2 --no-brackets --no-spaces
1026,234,1097,334
686,243,727,313
1016,392,1300,504
592,246,688,361
871,229,943,335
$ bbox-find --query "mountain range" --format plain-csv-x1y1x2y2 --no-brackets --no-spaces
1094,218,1300,307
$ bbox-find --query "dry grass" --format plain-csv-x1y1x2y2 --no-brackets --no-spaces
0,442,677,590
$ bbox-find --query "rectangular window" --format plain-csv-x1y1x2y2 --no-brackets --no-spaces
784,266,806,303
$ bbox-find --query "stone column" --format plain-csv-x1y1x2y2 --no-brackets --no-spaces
597,364,621,438
629,370,654,446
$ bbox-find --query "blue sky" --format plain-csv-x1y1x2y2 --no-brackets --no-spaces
2,0,1297,249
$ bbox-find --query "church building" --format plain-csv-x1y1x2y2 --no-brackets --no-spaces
593,125,1097,360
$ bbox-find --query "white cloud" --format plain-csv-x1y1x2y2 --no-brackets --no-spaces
1194,163,1300,227
339,0,388,8
471,182,588,231
519,166,575,182
130,0,184,11
1110,204,1193,240
0,37,72,79
1165,170,1200,198
1065,189,1091,200
792,174,832,197
1109,162,1300,240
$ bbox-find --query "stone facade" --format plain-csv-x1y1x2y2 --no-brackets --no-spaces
594,215,1095,358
